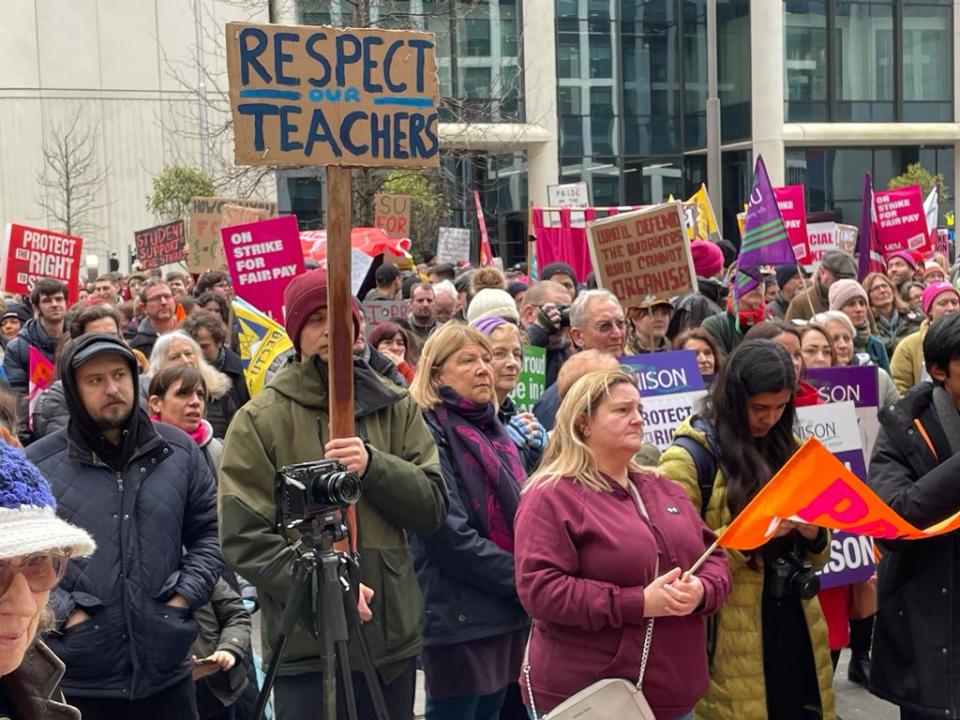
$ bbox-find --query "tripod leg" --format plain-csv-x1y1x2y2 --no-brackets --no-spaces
336,639,359,720
342,581,391,720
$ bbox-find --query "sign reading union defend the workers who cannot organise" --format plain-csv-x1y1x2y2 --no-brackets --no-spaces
586,203,697,309
226,22,440,168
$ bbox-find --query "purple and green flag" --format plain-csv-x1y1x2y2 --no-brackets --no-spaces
735,155,798,301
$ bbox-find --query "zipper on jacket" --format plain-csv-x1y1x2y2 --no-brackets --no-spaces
115,470,124,493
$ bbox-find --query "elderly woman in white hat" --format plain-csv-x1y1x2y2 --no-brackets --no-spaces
0,440,95,719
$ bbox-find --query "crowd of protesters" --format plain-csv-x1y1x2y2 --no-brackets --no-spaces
1,238,960,720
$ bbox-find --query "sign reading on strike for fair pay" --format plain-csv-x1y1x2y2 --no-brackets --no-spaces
226,22,440,168
586,203,697,309
2,224,83,300
188,197,277,273
374,194,411,240
223,215,305,322
873,185,930,255
134,219,187,270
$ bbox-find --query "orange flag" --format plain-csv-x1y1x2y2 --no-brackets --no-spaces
28,347,55,432
717,438,960,550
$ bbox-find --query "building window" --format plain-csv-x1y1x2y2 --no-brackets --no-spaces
902,4,952,120
833,1,894,121
717,0,751,141
784,1,828,121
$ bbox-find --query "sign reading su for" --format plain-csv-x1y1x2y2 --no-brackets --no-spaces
374,194,411,239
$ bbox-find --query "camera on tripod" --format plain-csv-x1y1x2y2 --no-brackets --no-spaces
275,459,361,532
769,550,820,600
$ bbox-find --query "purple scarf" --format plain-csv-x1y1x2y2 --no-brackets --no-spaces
432,386,526,551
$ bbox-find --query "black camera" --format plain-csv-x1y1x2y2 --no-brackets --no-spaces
276,460,361,528
536,303,571,332
769,550,820,600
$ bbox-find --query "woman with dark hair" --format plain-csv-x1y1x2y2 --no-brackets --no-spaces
148,364,222,476
658,340,835,719
197,292,230,326
367,322,416,384
673,328,723,379
799,323,838,370
743,320,821,407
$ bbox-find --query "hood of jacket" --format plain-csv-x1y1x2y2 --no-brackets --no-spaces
266,353,404,418
697,277,727,305
19,317,60,355
135,317,158,338
60,333,156,469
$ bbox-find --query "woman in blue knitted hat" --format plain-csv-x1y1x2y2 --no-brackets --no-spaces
0,440,95,719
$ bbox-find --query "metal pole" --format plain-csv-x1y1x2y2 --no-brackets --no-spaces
706,0,723,236
193,0,211,176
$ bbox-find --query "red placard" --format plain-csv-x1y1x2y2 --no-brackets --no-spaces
873,185,930,256
773,185,810,266
2,224,83,301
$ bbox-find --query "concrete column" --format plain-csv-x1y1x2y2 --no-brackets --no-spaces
750,0,786,184
522,0,559,205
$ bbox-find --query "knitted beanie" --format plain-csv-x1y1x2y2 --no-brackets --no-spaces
0,441,94,561
828,279,869,311
283,269,362,355
886,250,918,271
922,282,960,316
540,262,577,284
466,288,520,324
471,316,510,336
775,264,801,289
689,241,724,279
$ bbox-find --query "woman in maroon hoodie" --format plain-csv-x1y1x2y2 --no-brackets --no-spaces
514,370,731,720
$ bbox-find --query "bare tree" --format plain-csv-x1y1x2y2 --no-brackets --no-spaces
36,113,109,246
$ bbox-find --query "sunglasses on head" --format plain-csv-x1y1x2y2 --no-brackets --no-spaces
0,549,71,596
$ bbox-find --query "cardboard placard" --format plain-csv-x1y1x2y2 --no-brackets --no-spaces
436,227,471,264
547,182,589,208
223,215,305,322
134,219,187,269
363,299,410,327
2,224,83,300
188,197,277,273
873,185,930,256
508,346,546,413
586,203,696,309
225,22,440,168
374,194,411,240
773,185,810,265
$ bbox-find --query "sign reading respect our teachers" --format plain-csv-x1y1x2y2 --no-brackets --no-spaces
225,22,440,168
586,203,696,309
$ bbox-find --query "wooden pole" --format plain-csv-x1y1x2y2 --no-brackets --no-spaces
325,165,358,552
683,539,720,581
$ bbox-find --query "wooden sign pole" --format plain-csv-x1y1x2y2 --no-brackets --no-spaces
325,165,358,551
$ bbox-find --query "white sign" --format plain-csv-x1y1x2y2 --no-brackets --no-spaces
351,249,374,296
547,182,590,208
436,227,471,264
806,221,838,266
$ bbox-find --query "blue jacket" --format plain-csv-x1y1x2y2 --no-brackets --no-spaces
410,412,528,647
3,318,59,393
26,422,222,699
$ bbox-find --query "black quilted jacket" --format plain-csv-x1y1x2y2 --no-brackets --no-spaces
26,422,223,699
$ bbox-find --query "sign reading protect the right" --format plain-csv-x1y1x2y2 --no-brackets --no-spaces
225,22,440,168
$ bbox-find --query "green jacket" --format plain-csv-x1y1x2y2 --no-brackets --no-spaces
218,356,448,681
657,418,836,720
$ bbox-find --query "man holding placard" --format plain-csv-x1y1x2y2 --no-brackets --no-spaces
4,279,68,393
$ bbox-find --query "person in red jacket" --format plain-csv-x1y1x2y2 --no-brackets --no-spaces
514,370,731,720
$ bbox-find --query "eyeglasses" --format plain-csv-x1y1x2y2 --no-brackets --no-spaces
212,281,231,289
0,550,71,596
146,293,173,304
593,319,627,333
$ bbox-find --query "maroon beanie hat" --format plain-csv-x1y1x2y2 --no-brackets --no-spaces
283,269,361,355
689,240,724,279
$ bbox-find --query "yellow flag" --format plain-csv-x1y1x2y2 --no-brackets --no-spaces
232,298,294,397
686,184,719,241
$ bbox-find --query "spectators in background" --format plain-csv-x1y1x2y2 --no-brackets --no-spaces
520,281,573,390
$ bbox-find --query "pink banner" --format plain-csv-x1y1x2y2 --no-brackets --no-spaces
873,185,930,257
773,185,810,266
223,215,305,322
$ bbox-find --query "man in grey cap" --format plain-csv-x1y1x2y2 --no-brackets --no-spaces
785,250,858,323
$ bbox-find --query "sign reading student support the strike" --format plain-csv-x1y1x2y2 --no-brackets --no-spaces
621,350,707,451
873,185,930,256
226,22,440,168
134,219,187,269
223,215,305,323
2,224,83,300
795,402,876,589
773,185,810,265
188,197,277,273
586,203,696,309
509,346,546,413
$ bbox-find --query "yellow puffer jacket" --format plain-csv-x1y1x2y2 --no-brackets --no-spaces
890,319,928,395
657,418,836,720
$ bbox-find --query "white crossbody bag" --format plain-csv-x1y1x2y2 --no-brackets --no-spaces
522,482,657,720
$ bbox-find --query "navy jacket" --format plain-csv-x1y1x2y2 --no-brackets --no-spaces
27,422,222,699
410,412,528,648
3,318,59,392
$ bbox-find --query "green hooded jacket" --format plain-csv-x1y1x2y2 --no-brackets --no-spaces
218,356,448,681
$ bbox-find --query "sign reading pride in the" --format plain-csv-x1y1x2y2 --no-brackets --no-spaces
226,22,440,167
621,350,706,450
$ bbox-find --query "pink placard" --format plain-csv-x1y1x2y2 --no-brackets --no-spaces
873,185,930,256
222,215,305,322
773,185,810,266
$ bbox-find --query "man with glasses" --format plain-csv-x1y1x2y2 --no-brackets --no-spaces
26,332,222,720
533,289,627,429
130,277,179,361
195,270,233,300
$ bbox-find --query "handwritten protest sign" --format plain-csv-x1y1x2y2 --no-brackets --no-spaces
586,203,696,309
796,401,876,588
225,22,440,168
223,215,305,322
806,365,880,463
134,220,187,269
374,194,411,240
363,299,409,328
836,224,859,255
547,182,589,208
621,350,706,450
188,197,277,273
509,346,546,413
437,227,471,264
873,185,930,255
2,224,83,300
773,185,810,265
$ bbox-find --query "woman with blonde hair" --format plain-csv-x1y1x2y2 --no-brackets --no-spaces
862,271,923,356
408,323,529,720
514,370,730,720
